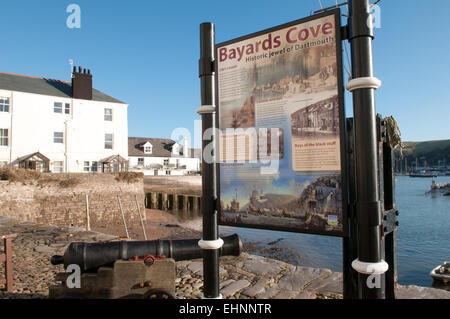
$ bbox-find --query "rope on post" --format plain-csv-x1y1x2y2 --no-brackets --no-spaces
135,195,147,240
117,195,130,239
85,194,90,231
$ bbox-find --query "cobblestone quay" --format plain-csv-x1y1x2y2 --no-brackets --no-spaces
1,216,449,299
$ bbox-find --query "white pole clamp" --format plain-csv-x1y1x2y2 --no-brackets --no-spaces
198,238,224,250
197,104,216,115
346,77,382,92
352,259,389,275
202,294,223,299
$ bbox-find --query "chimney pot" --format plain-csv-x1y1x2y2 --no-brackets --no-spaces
72,66,93,100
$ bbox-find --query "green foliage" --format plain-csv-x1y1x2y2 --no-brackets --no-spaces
0,167,41,182
58,176,81,188
395,139,450,165
385,116,403,158
114,171,144,184
0,168,80,188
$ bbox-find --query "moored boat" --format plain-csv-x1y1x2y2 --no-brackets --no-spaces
410,171,438,178
430,262,450,285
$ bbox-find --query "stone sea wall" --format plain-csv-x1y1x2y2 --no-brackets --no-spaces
0,173,145,230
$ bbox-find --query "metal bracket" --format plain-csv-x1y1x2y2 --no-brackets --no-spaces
352,259,389,275
199,58,215,77
376,115,386,144
202,293,223,299
196,104,216,115
214,197,220,212
346,77,381,92
198,238,224,250
382,209,399,236
341,25,350,41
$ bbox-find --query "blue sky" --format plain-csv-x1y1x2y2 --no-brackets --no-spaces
0,0,449,147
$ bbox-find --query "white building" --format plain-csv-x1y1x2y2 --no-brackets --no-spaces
128,137,201,176
0,67,128,173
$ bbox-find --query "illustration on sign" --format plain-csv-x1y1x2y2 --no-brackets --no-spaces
216,10,346,236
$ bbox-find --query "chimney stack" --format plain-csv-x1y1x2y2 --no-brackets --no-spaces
72,65,93,100
184,136,189,158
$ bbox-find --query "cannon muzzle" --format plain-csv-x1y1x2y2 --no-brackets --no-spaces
51,234,242,273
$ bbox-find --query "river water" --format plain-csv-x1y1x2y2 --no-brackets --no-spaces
219,175,450,287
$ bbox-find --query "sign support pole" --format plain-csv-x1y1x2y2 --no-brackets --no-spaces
343,118,359,299
382,123,398,299
198,22,222,299
347,0,387,299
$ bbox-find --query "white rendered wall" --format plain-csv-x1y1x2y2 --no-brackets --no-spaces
129,156,200,175
0,89,128,173
0,90,12,164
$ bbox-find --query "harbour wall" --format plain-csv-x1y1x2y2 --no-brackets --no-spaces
0,173,145,230
144,175,202,220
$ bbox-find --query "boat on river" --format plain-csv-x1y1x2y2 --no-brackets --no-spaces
430,262,450,285
410,170,437,178
427,178,450,196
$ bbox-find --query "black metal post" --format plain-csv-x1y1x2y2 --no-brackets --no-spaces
343,118,359,299
383,124,397,299
198,22,220,299
348,0,385,299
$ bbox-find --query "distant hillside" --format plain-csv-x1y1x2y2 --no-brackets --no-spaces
394,139,450,167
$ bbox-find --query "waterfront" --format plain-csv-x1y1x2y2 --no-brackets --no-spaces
218,175,450,288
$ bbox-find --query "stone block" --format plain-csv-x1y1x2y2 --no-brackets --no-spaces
242,278,270,298
396,285,450,299
278,266,331,291
187,261,227,277
243,255,287,277
258,287,280,299
220,280,250,297
306,272,343,294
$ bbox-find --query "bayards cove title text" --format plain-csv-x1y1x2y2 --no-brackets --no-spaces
219,20,334,64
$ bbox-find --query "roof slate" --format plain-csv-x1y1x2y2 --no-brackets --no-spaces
0,72,125,104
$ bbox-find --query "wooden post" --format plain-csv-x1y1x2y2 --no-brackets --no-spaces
117,195,130,239
135,195,147,240
1,234,17,293
163,193,168,211
85,194,91,231
184,195,189,211
151,193,157,209
173,194,179,211
193,196,200,219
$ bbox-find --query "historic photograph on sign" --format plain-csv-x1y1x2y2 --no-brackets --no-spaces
216,10,346,236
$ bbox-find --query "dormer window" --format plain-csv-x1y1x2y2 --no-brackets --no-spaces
143,141,152,154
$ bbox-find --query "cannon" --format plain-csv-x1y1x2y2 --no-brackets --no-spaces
49,234,243,299
51,233,242,273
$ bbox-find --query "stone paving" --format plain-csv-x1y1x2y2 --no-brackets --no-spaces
175,254,450,299
1,216,450,299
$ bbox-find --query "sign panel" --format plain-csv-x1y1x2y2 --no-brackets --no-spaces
216,10,347,237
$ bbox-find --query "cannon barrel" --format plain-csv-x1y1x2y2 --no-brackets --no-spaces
51,234,242,273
